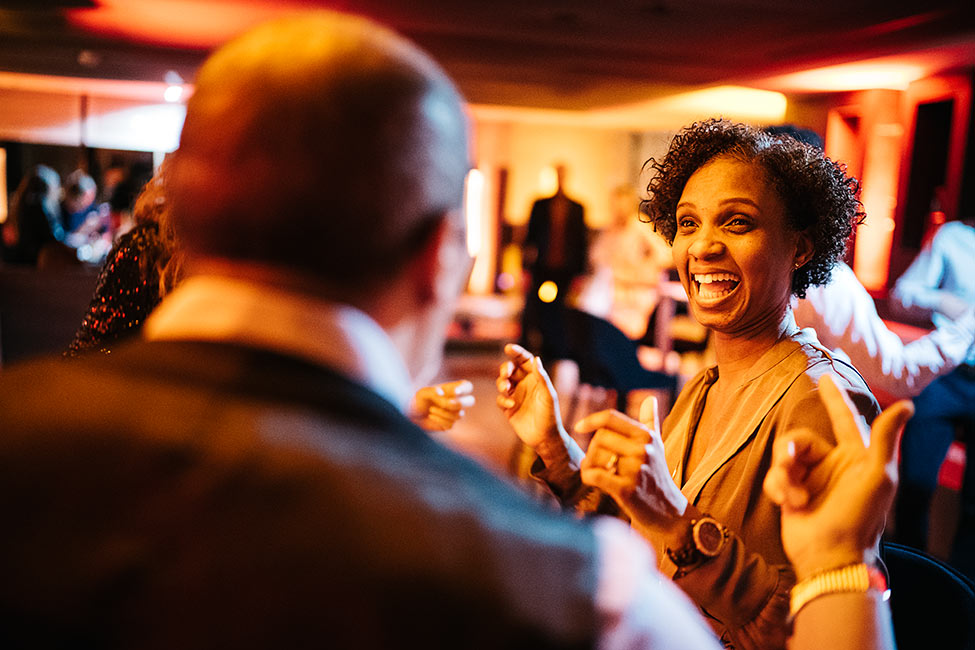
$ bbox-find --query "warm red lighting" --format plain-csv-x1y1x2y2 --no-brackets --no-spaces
67,0,321,49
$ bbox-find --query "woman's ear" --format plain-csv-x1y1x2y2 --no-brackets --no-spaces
794,231,814,269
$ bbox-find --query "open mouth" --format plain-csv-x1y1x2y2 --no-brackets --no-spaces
693,272,741,300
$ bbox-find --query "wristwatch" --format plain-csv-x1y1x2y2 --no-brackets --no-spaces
666,516,728,571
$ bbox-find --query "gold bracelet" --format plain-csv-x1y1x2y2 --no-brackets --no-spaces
789,563,886,619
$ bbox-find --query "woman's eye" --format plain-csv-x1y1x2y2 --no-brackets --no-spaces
726,217,752,231
677,217,697,230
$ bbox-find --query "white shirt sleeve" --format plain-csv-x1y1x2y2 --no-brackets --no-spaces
794,263,975,399
593,517,721,650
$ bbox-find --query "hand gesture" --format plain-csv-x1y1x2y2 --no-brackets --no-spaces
577,396,688,530
409,379,475,432
496,343,563,450
762,375,914,580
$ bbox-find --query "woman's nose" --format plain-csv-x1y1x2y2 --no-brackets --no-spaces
687,230,724,259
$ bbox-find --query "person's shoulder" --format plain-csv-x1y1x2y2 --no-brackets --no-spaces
935,220,975,246
785,345,879,419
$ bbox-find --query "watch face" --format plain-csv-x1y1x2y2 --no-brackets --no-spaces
695,519,724,556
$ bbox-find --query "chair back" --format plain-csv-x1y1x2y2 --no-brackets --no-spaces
564,308,676,398
881,540,975,650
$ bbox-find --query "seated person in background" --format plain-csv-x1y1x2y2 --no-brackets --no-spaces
0,12,719,648
61,169,105,235
498,118,879,650
890,216,975,576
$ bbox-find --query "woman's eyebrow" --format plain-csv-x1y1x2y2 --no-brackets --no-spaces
718,197,760,208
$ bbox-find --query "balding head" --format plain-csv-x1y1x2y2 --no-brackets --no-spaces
171,12,470,292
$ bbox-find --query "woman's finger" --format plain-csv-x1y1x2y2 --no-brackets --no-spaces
772,430,832,486
503,343,535,379
574,409,651,442
580,466,634,495
638,395,659,434
496,394,516,410
587,428,650,459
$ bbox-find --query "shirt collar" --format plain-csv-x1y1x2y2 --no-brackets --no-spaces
704,315,824,389
143,275,415,412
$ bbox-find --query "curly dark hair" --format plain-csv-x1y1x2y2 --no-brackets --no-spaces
643,118,864,298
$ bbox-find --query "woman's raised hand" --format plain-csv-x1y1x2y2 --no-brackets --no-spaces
578,396,688,529
496,343,563,451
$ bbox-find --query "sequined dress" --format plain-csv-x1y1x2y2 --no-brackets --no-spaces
66,222,165,356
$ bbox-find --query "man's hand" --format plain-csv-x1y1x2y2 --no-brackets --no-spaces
763,375,914,580
409,380,475,431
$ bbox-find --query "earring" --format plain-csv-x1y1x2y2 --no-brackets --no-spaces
794,261,802,269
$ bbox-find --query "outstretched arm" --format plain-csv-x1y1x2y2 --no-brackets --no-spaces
795,262,975,399
764,375,914,650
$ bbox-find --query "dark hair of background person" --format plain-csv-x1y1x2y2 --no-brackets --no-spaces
62,170,97,205
763,124,825,150
643,117,864,299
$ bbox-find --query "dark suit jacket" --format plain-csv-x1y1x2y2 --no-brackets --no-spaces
524,195,588,278
0,340,598,649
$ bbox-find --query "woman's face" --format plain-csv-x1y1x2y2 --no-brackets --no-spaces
671,156,810,339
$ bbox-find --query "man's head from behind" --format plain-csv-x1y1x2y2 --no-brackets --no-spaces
170,11,470,299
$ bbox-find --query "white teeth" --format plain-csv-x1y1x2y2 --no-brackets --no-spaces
693,272,739,284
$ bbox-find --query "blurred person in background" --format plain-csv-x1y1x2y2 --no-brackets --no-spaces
0,164,68,266
577,184,673,341
890,215,975,576
65,160,181,356
520,163,589,362
61,169,105,235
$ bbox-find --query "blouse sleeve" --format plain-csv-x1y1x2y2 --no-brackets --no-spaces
669,528,793,650
530,454,622,518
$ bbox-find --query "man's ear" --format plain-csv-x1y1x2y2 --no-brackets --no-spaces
411,216,456,307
